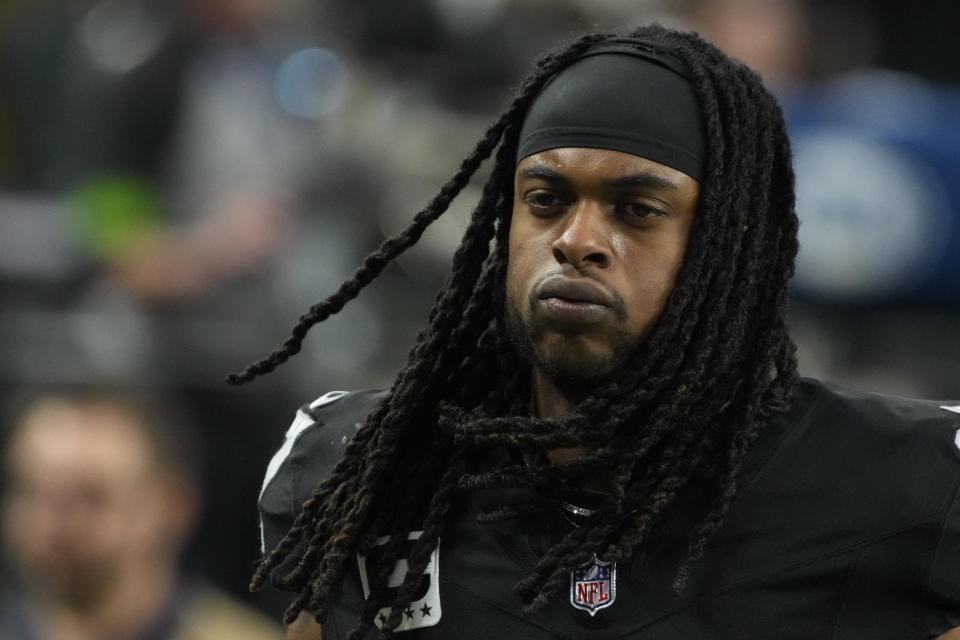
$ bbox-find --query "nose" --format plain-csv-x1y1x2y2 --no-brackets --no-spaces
551,203,611,269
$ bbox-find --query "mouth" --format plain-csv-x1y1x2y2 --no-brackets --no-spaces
534,275,615,324
536,275,614,307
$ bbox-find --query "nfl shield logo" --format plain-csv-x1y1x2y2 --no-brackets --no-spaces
570,555,616,616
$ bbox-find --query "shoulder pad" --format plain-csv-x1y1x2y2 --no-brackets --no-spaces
309,390,351,410
258,389,385,556
942,405,960,454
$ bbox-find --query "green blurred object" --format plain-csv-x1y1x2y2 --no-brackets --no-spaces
69,172,163,259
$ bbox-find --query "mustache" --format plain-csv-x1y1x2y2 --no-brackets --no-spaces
528,270,627,320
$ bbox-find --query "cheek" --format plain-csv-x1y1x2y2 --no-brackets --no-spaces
644,245,686,286
504,250,525,312
506,230,555,312
623,240,690,323
505,221,534,310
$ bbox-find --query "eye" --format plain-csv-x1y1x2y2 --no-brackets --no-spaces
616,200,668,223
522,190,569,216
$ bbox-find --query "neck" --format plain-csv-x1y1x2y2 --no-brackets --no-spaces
531,368,587,466
531,368,581,420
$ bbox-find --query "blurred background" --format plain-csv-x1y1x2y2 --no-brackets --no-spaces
0,0,957,633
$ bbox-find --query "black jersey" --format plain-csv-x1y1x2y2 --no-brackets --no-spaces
259,380,960,639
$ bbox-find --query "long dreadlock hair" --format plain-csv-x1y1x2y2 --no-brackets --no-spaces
235,24,800,638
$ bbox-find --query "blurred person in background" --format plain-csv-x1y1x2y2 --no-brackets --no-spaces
689,0,960,400
75,0,299,306
0,0,333,610
0,387,282,640
0,0,309,370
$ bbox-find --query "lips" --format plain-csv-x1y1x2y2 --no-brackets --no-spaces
536,275,614,307
532,275,616,325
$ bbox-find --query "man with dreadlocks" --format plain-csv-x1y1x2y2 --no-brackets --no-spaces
234,25,960,639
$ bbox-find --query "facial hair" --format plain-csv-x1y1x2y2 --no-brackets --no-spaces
505,301,638,398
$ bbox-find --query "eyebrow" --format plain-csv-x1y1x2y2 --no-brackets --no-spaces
516,165,681,191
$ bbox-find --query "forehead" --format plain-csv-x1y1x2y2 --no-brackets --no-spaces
515,147,700,191
7,401,153,483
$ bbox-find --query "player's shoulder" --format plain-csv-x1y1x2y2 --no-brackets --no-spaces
798,377,960,438
785,378,960,513
260,389,385,496
304,388,387,426
258,389,386,554
298,388,387,452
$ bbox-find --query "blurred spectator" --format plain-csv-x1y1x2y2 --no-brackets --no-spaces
0,387,283,640
687,0,960,399
688,0,813,87
71,0,300,306
0,3,284,397
0,1,333,606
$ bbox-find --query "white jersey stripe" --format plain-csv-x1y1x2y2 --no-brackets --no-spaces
260,409,314,502
259,409,314,552
259,391,349,552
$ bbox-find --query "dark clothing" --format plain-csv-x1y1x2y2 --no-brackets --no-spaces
259,380,960,638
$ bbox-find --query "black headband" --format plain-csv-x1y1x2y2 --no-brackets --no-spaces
516,38,706,181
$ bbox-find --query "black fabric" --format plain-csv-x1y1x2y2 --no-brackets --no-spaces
515,39,706,181
259,380,960,638
258,389,388,575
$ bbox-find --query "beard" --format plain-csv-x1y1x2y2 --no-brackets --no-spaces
25,553,118,611
505,301,637,397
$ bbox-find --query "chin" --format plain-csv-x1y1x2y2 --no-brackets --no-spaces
536,347,622,390
506,304,636,388
35,560,117,607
